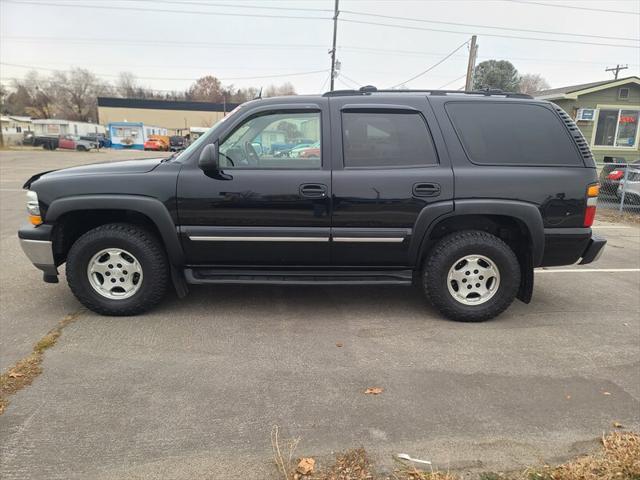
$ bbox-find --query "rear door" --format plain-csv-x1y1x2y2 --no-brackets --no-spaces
329,96,453,266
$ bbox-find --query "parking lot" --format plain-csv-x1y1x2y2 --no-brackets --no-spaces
0,149,639,479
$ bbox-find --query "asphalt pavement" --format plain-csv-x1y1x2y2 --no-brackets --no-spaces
1,148,638,479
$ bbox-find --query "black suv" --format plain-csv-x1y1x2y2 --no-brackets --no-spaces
18,87,606,322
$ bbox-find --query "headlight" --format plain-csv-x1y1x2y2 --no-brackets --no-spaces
26,191,42,225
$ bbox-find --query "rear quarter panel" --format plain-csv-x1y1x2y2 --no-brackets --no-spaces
428,96,597,228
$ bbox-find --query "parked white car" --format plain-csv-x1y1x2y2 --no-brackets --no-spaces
617,167,640,204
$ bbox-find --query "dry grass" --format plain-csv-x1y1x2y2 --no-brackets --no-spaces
270,432,639,480
0,311,83,415
596,208,640,226
523,431,640,480
313,448,375,480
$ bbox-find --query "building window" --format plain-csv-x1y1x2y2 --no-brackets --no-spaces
618,88,630,100
594,109,639,148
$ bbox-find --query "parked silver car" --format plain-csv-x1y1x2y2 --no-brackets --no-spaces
617,166,640,204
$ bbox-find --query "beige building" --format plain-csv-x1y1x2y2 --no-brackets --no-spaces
97,97,240,135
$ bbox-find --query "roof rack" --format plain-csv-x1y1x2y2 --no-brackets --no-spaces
323,85,533,99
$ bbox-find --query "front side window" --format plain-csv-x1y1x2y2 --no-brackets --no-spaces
341,111,438,168
219,111,321,169
594,109,638,148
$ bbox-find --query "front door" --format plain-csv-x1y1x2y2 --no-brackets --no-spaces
177,104,331,266
328,97,454,266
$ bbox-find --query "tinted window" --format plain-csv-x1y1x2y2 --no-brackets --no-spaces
342,112,438,167
219,112,321,169
446,102,582,166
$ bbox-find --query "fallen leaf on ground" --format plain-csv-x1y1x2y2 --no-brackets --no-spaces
336,342,343,347
603,391,611,396
8,372,24,378
565,395,571,400
364,387,384,395
613,421,624,428
296,457,315,475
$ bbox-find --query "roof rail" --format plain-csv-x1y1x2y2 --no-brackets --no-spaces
322,85,533,99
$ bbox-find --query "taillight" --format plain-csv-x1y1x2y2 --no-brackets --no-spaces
584,184,599,227
608,170,624,180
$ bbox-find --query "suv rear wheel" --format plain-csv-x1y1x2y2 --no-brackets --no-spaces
66,223,169,316
423,230,520,322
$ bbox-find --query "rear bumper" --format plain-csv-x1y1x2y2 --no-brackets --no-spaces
579,234,607,265
541,228,606,267
18,224,58,276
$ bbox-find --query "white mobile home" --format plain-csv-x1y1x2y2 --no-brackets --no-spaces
32,119,105,138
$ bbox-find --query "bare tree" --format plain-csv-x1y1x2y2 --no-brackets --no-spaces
116,71,138,98
519,73,551,94
187,75,225,102
50,68,112,122
264,82,297,98
20,71,55,119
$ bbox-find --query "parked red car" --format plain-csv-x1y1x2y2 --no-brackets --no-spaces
58,135,97,151
299,147,320,159
144,138,168,151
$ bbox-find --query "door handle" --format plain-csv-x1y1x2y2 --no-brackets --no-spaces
413,182,441,197
300,183,327,198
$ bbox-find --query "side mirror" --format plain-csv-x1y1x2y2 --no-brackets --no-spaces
198,142,219,171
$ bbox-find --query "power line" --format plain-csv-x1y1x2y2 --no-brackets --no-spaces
0,62,329,81
339,73,363,87
319,73,331,92
146,0,332,13
340,45,639,67
3,36,637,74
505,0,640,15
3,0,331,20
339,18,639,49
1,35,326,50
390,40,470,89
340,9,638,42
438,74,467,89
4,36,637,68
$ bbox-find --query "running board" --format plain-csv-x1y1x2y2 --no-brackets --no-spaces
184,268,413,285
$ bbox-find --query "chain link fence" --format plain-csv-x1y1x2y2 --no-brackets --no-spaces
597,160,640,214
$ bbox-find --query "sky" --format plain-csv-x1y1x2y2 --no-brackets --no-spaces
1,0,639,95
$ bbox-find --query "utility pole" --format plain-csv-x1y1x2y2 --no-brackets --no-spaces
605,64,628,79
329,0,340,91
464,35,478,91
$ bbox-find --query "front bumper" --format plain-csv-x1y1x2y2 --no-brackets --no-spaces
579,234,607,265
18,224,58,276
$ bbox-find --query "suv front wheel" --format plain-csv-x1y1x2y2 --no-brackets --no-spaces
66,223,169,316
423,230,520,322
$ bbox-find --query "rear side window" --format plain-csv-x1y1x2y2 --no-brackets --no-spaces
342,111,438,168
446,102,582,166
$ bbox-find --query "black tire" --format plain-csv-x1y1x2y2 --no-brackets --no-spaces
66,223,169,316
422,230,520,322
76,145,87,152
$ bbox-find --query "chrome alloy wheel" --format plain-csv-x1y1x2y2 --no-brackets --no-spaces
447,254,500,305
86,248,143,300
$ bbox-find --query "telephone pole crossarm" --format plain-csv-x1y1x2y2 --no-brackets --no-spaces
605,64,628,79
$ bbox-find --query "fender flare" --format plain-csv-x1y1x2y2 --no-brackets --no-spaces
46,194,184,266
413,199,545,267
